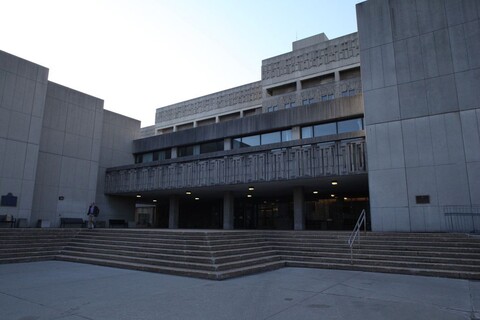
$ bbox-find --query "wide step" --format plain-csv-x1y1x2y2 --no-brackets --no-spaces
0,229,479,281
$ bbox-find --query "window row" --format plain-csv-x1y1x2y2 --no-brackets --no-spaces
135,118,364,163
232,129,293,149
301,118,364,139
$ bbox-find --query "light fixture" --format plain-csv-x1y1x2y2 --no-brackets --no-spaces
186,191,192,195
194,197,200,200
247,194,252,198
136,194,141,198
153,199,157,203
330,194,335,198
313,191,319,194
248,186,254,191
343,197,348,200
331,180,338,186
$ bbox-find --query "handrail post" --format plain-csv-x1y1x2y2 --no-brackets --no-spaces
348,209,367,265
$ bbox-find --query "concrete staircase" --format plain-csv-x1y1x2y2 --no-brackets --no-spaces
57,230,283,280
1,229,479,280
0,229,80,263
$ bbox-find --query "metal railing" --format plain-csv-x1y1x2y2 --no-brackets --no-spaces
347,209,367,264
444,206,480,233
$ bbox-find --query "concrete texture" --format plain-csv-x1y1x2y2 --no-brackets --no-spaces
357,0,480,232
0,50,49,222
0,261,478,320
30,82,104,227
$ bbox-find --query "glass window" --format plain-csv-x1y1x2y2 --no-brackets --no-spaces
302,99,309,106
135,154,143,164
153,151,161,161
314,123,337,137
200,140,223,154
328,94,334,100
282,129,292,142
153,149,171,161
178,145,194,157
142,153,153,163
302,126,313,139
338,118,363,134
284,103,291,109
321,95,328,101
261,132,281,145
349,89,356,96
232,138,242,149
241,135,260,147
342,90,349,97
267,106,273,112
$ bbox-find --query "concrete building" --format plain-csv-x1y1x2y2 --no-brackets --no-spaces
0,51,139,227
357,0,480,231
1,0,479,232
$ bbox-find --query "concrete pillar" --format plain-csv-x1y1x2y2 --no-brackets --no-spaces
171,147,177,159
334,71,340,82
168,195,179,229
224,138,231,151
293,187,305,230
292,126,301,140
223,191,234,229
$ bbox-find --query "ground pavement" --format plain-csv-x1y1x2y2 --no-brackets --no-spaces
0,261,479,320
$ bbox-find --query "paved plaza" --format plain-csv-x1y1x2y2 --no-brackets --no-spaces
0,261,479,320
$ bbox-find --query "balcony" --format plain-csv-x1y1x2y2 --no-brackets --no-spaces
105,138,366,194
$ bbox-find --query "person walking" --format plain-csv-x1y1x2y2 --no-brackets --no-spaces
87,202,99,229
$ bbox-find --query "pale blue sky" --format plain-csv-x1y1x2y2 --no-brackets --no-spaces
1,0,360,126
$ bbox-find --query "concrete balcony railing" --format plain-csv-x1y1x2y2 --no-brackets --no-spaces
105,138,366,194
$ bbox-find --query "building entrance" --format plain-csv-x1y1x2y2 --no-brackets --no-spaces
305,197,369,230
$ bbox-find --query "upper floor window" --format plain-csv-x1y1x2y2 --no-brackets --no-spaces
301,117,364,139
232,129,293,149
135,148,171,164
337,118,364,133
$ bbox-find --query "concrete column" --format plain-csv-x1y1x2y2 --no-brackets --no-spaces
171,147,177,159
215,116,220,123
168,195,179,229
224,138,231,151
297,80,302,91
334,71,340,82
223,191,234,229
292,126,301,140
293,187,305,230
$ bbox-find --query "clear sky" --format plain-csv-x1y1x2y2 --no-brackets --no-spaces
1,0,360,127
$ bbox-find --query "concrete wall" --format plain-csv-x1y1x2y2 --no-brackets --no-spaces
357,0,480,231
155,81,262,129
95,110,140,222
0,51,49,223
261,33,360,87
31,82,104,226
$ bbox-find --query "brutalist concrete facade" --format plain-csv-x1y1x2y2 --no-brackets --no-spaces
106,32,367,231
0,51,49,223
2,0,479,232
357,0,480,231
0,51,139,227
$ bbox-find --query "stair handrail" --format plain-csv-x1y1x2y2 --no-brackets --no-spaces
347,209,367,264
